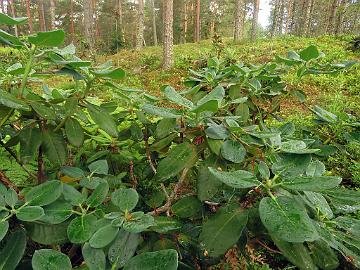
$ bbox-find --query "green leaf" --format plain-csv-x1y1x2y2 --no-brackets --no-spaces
86,181,109,208
163,86,193,108
299,45,320,61
89,224,119,248
271,236,317,270
31,102,56,120
281,140,319,154
142,104,182,119
308,240,339,270
25,222,68,245
108,230,140,269
155,142,197,182
0,221,9,242
306,160,326,177
25,180,62,206
311,105,337,123
303,191,333,219
5,188,18,207
28,30,65,47
191,100,219,113
282,176,342,191
220,140,246,163
196,86,224,107
171,196,202,218
65,118,84,147
19,127,42,163
0,90,30,110
124,249,178,270
82,242,106,270
150,217,182,234
16,206,44,222
0,29,24,48
155,118,177,139
258,161,270,179
111,188,139,212
88,160,109,175
123,212,154,233
0,230,27,270
197,166,222,201
87,103,118,137
205,125,229,140
199,208,248,257
208,167,260,189
63,184,86,206
272,153,311,176
40,200,73,224
42,130,67,166
67,214,97,244
92,68,125,80
259,196,319,243
32,249,72,270
0,13,28,25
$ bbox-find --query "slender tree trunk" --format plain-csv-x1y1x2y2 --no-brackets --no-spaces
26,0,33,33
38,0,46,31
150,0,158,46
277,0,285,35
271,0,280,38
284,0,293,34
84,0,94,50
93,0,100,38
8,0,18,36
135,0,145,50
69,0,75,41
0,0,3,14
326,0,338,34
181,0,188,43
194,0,201,42
234,0,244,41
50,0,56,29
117,0,125,44
334,0,347,35
251,0,260,41
163,0,174,69
303,0,313,36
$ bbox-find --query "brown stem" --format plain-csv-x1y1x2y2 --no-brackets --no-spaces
143,129,157,174
0,170,23,199
149,168,189,216
130,160,138,188
180,118,185,143
37,146,46,184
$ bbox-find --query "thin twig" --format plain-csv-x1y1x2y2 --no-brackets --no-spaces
149,167,190,216
0,170,23,199
143,130,157,174
129,160,138,188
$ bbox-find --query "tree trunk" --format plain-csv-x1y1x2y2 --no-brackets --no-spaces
234,0,244,41
163,0,174,69
194,0,201,42
38,0,46,31
326,0,338,34
135,0,145,50
8,0,18,36
303,0,313,36
117,0,125,44
50,0,56,29
251,0,260,41
180,0,188,43
334,0,348,35
284,0,293,34
69,0,75,41
277,0,285,35
26,0,33,33
150,0,158,46
271,0,280,38
84,0,94,50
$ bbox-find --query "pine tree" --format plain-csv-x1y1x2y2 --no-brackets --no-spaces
251,0,260,41
163,0,174,69
136,0,145,50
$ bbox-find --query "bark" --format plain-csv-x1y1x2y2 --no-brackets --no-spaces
69,0,75,41
50,0,56,29
285,0,294,34
0,0,3,13
150,0,158,46
326,0,338,34
84,0,94,50
136,0,145,50
271,0,280,38
8,0,18,36
278,0,285,34
234,0,244,41
303,0,314,36
163,0,174,69
180,0,188,43
334,0,348,35
26,0,33,33
251,0,260,41
38,0,46,31
117,0,125,44
194,0,201,42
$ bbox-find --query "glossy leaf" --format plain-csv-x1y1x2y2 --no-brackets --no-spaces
259,196,319,243
65,118,84,147
16,206,44,222
0,13,27,25
32,249,71,270
28,30,65,47
124,249,178,270
25,180,62,206
208,167,260,189
89,224,119,248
